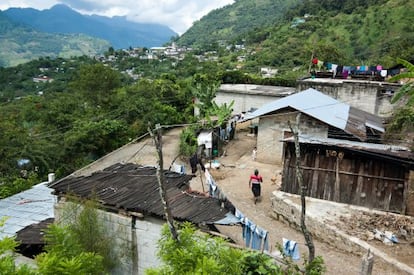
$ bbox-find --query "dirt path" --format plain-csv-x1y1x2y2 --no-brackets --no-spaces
196,126,406,275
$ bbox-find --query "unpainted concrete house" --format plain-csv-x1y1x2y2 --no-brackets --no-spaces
237,87,414,216
243,88,384,165
49,163,237,275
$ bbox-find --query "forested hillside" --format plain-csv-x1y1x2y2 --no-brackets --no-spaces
178,0,414,69
0,55,199,198
177,0,301,47
0,11,110,67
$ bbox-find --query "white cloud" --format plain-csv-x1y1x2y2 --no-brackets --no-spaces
1,0,234,35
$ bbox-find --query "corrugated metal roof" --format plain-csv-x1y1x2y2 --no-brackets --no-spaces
16,218,54,245
282,135,414,164
243,88,384,141
50,163,236,225
244,88,349,129
0,182,55,240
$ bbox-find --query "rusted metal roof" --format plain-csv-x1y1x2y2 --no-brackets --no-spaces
282,135,414,167
15,218,54,245
49,163,234,224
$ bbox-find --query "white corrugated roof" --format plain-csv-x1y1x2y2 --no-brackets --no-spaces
243,88,349,130
0,182,55,239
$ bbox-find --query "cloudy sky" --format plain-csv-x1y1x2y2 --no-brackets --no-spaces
0,0,235,35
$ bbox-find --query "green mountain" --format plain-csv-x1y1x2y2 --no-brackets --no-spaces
177,0,301,47
178,0,414,69
0,11,110,67
4,4,177,49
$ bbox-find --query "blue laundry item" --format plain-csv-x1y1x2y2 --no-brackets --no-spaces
283,238,300,261
251,227,262,250
244,218,255,248
251,226,268,251
235,208,244,220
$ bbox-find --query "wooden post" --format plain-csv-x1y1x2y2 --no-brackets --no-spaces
148,124,179,241
334,156,341,202
402,170,414,215
288,114,315,263
360,249,374,275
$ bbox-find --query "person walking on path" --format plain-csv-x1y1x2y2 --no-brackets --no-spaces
249,169,263,204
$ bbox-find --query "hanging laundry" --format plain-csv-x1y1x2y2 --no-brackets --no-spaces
326,62,332,70
205,169,217,197
251,226,269,251
377,65,383,71
381,70,388,77
317,60,324,69
235,208,270,251
312,58,318,65
343,66,351,72
282,238,300,261
243,218,256,248
331,64,338,77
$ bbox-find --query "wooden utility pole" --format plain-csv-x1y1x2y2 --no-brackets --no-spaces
148,124,179,241
360,249,374,275
288,114,315,263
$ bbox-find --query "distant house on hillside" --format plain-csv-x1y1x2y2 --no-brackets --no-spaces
242,88,384,164
32,76,53,83
49,163,238,274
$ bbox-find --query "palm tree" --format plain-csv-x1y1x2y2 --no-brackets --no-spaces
389,58,414,106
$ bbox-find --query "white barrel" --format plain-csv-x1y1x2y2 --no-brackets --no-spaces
48,173,55,183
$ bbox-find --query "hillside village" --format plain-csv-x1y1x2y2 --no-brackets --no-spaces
1,1,414,274
3,68,414,274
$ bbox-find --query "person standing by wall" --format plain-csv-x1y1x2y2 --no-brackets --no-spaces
249,169,263,204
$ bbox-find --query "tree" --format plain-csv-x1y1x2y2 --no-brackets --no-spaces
70,63,121,107
389,58,414,106
36,198,116,274
146,222,281,275
191,74,221,117
0,217,37,275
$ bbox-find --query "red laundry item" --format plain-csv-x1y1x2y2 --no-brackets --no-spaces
312,58,318,65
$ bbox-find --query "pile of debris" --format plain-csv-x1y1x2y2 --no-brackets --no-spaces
334,211,414,244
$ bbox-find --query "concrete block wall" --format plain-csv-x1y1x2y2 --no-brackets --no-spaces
54,200,163,275
297,80,399,117
270,191,414,274
135,217,163,275
257,113,328,164
270,192,364,255
215,91,285,114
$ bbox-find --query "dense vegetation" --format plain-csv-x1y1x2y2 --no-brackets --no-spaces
1,0,413,198
146,222,326,274
0,55,200,197
0,199,116,274
178,0,414,69
177,0,301,47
